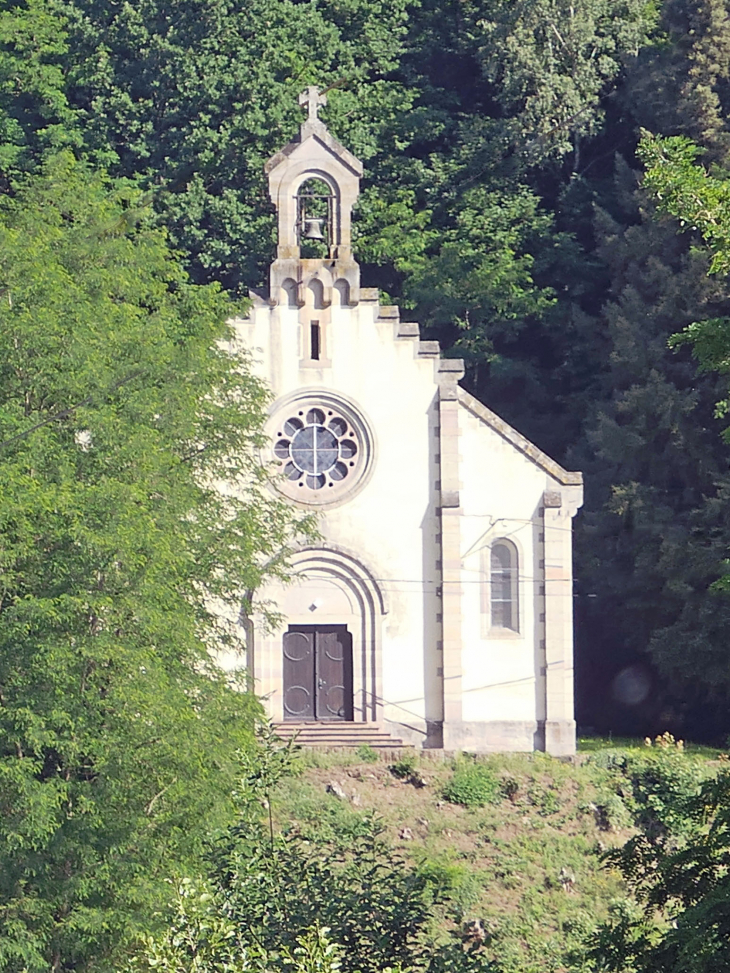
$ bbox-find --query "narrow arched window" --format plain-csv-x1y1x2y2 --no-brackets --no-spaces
490,541,518,632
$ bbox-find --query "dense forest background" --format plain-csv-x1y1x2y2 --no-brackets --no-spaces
7,2,730,971
4,0,730,738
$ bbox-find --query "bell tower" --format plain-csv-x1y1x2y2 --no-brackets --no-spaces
265,85,363,308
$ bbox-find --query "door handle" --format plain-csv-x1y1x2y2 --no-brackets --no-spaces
318,678,325,688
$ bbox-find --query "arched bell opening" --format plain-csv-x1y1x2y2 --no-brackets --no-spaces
281,277,299,307
333,279,351,307
296,176,336,259
308,278,326,310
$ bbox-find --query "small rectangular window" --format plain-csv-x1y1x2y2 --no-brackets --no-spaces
310,321,321,360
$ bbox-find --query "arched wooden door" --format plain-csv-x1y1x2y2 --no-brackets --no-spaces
282,625,353,721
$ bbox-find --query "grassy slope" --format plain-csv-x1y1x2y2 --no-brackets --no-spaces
271,739,722,973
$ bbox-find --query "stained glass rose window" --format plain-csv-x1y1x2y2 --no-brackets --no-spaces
274,407,359,490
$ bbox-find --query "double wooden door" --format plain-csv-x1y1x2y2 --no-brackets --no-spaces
282,625,353,721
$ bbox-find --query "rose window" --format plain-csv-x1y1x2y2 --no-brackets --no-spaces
274,408,358,491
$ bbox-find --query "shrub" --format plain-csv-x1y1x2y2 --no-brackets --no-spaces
501,775,520,803
527,782,561,816
416,860,482,921
390,752,418,779
443,759,501,808
582,793,633,831
356,744,380,763
623,734,707,839
587,749,629,771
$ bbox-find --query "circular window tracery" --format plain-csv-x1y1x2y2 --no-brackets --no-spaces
268,395,373,506
275,407,359,491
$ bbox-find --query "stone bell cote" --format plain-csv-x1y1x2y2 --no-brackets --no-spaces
264,86,363,308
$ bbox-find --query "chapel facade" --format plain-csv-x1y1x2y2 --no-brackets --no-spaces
228,88,583,754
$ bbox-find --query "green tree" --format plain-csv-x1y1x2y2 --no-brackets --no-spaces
468,0,656,167
560,0,730,738
133,894,350,973
405,182,602,460
47,0,415,292
0,152,310,973
625,0,730,167
588,769,730,973
641,132,730,278
572,156,730,731
388,0,656,463
208,814,444,973
590,131,730,716
0,0,81,178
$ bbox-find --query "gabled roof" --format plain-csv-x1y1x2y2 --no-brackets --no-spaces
458,388,583,486
264,120,363,178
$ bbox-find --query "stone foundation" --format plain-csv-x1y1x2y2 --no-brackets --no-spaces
441,719,576,755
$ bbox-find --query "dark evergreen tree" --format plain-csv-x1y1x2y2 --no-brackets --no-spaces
574,160,730,734
570,0,730,737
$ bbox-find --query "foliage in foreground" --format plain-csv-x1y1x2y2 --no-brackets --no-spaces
0,156,310,973
131,737,498,973
130,734,726,973
589,766,730,973
134,904,348,973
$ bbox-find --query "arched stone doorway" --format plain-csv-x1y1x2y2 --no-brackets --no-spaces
249,547,386,723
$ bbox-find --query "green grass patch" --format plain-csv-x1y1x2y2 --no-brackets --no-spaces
355,744,380,763
443,756,502,807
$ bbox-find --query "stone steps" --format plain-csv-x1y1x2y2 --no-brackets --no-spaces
272,721,406,750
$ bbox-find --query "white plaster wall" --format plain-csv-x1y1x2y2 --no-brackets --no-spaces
456,403,550,725
231,300,440,731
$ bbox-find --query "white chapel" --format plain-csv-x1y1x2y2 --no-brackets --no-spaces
229,88,583,755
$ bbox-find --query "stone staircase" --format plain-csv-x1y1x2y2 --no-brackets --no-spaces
272,721,407,750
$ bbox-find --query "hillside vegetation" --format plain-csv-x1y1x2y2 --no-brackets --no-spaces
266,737,720,973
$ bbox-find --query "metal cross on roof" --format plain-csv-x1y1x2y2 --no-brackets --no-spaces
299,85,327,124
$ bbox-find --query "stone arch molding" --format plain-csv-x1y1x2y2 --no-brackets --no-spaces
289,546,388,616
287,546,386,723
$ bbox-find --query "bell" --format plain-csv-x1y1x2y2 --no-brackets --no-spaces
303,217,325,240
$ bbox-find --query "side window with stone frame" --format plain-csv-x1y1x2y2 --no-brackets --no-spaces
483,539,519,633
